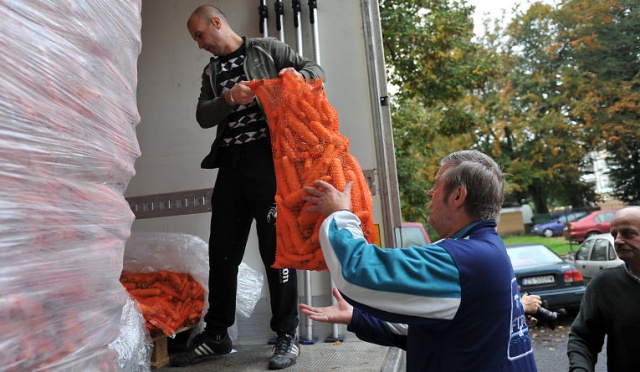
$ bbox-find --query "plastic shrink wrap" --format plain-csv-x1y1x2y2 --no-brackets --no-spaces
0,1,143,371
123,232,265,342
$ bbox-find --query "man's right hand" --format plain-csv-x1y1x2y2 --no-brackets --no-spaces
299,287,353,325
303,180,353,217
226,81,255,106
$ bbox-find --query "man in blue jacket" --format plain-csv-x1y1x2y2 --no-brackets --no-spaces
301,150,538,371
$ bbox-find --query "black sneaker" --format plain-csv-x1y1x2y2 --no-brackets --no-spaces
268,333,300,370
170,332,232,367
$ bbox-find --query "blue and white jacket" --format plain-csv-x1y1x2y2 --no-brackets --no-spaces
319,211,537,372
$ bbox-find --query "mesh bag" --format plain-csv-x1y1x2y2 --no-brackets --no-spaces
120,270,205,337
249,71,375,271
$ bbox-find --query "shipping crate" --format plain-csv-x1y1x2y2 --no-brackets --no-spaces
150,326,193,369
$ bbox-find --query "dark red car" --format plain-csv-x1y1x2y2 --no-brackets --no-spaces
563,209,618,243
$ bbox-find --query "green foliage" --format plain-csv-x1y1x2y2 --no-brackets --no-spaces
380,0,492,222
382,0,639,224
380,0,488,105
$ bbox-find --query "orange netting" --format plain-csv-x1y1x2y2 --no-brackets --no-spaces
120,270,205,336
249,71,375,271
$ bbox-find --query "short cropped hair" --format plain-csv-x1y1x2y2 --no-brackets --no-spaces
440,150,506,220
191,5,227,23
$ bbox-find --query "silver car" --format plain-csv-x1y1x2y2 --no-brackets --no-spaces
568,233,623,284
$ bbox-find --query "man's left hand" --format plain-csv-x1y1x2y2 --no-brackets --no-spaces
278,67,303,80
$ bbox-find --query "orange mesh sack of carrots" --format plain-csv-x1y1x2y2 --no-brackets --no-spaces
249,71,375,271
122,232,212,338
122,232,264,340
120,270,205,336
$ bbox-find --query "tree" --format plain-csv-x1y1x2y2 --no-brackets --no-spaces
382,0,638,224
380,0,495,223
554,0,640,202
470,2,599,212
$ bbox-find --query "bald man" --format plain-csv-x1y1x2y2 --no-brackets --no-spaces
172,5,324,370
568,206,640,372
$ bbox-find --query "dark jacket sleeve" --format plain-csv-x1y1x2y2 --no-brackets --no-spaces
195,64,232,129
347,307,407,350
268,38,325,80
567,277,606,372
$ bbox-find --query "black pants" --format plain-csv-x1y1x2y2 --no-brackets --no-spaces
204,139,299,337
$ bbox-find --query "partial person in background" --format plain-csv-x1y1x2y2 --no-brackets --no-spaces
300,149,537,371
567,206,640,372
172,5,324,370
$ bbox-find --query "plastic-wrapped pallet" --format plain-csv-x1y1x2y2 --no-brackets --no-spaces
0,1,142,371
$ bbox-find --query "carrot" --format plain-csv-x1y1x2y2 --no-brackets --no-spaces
282,155,302,192
286,112,319,146
330,158,347,191
299,99,322,122
283,127,297,147
280,134,298,160
345,169,357,184
121,282,137,291
303,144,335,185
320,99,339,131
150,282,181,300
189,282,205,301
278,204,306,251
297,201,320,229
129,288,163,298
283,187,306,209
303,155,313,171
273,159,291,196
308,120,334,143
308,144,325,158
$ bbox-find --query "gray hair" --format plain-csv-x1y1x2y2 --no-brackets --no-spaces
440,150,506,220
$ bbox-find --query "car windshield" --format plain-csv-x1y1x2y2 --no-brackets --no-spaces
506,245,563,268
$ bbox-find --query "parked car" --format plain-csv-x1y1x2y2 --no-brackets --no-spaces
566,233,623,284
563,209,618,243
395,222,431,248
532,212,587,238
506,243,585,314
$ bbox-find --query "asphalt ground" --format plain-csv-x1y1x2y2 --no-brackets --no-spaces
529,312,607,372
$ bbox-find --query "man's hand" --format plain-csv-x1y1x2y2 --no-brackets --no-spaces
227,81,255,106
521,293,542,314
278,67,303,80
303,180,353,217
299,287,353,325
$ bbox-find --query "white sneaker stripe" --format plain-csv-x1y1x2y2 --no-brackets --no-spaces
195,343,215,356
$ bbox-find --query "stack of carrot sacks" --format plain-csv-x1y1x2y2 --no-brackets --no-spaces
249,71,375,271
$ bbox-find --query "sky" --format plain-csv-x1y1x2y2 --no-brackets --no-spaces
467,0,556,36
467,0,520,36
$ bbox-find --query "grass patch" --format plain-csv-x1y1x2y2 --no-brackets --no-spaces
502,235,579,256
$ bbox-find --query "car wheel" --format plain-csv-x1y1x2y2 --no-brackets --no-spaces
543,229,554,238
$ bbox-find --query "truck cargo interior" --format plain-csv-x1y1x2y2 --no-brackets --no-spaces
125,0,405,370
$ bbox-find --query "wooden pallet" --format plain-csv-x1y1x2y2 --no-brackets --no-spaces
150,326,194,369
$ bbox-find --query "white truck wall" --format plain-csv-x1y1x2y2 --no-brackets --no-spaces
127,0,395,300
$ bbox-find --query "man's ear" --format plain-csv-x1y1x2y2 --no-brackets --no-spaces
452,187,467,209
211,16,222,29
